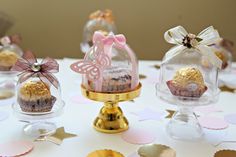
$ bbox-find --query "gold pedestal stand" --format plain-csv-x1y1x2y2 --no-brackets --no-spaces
81,83,142,134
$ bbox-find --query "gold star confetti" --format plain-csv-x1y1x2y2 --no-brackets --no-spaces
220,85,236,93
35,127,77,145
165,110,175,119
139,74,147,80
214,150,236,157
0,91,14,100
87,149,124,157
153,64,161,70
138,144,176,157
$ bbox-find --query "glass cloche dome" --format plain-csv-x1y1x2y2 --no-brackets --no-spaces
0,36,23,73
156,26,222,140
0,36,23,99
11,51,63,113
80,9,118,53
157,26,222,105
72,31,139,93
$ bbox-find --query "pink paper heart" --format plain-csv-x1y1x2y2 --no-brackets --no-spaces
0,140,34,157
194,105,222,115
198,116,228,130
121,128,157,145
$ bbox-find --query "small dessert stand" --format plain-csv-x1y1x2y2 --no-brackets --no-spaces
157,87,220,140
81,83,141,133
157,26,222,141
12,101,65,137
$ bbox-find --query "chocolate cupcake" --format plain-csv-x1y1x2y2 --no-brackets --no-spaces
18,81,56,112
0,50,18,71
167,67,207,98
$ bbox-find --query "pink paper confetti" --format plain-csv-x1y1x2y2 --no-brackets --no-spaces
198,116,229,130
121,128,157,145
131,108,165,121
224,113,236,125
0,111,9,121
0,140,34,157
194,105,222,115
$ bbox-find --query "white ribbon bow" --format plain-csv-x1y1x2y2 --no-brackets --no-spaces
0,36,11,49
163,26,222,69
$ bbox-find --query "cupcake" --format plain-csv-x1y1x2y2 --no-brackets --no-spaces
167,67,207,98
0,50,19,71
86,67,132,93
18,81,56,112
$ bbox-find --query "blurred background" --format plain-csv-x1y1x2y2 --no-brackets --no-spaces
0,0,236,60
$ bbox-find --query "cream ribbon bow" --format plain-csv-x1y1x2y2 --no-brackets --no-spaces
163,26,222,69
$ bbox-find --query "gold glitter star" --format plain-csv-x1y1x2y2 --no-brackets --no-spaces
139,74,147,80
138,144,176,157
165,110,175,118
35,127,77,145
220,85,236,93
153,64,161,69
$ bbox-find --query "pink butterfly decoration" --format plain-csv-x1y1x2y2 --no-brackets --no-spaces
70,42,111,80
71,31,127,80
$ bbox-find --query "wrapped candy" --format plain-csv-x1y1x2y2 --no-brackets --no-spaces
0,35,23,72
158,26,222,102
72,31,139,93
167,67,207,98
80,9,117,53
210,39,234,70
12,51,62,113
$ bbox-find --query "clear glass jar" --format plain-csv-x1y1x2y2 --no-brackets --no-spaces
80,9,117,53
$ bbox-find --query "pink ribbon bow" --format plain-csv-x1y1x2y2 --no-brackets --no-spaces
92,31,126,48
11,51,59,88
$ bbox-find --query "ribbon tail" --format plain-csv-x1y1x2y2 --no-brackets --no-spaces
197,45,222,69
162,45,186,64
40,72,59,89
18,72,35,83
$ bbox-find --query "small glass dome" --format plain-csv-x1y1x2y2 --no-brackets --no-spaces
16,76,62,113
210,39,233,71
158,48,219,105
80,9,117,53
157,26,222,106
0,36,23,99
0,36,23,73
72,31,139,93
12,51,63,113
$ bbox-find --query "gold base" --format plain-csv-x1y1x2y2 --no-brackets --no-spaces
81,83,142,133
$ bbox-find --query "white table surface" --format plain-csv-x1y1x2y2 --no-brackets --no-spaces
1,58,236,157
